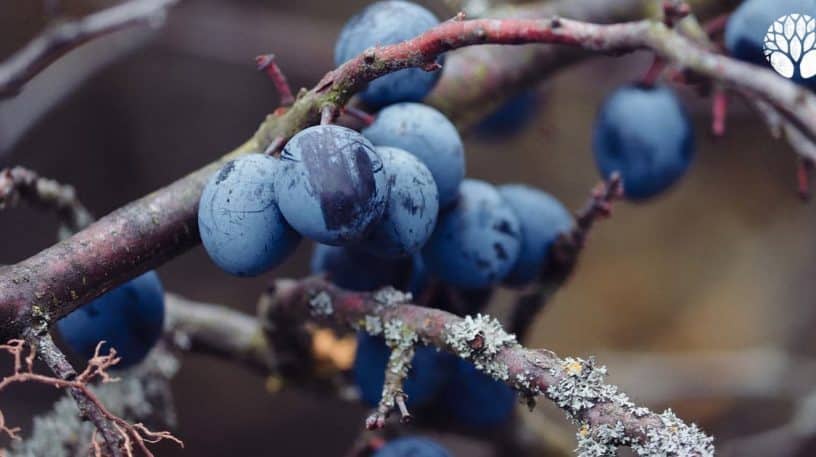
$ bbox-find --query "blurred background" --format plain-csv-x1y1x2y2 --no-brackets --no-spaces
2,0,816,456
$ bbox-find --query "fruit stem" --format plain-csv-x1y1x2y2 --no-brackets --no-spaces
641,56,667,86
256,53,295,107
342,107,375,127
712,86,728,137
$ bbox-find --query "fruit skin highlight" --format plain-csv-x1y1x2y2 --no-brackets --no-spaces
198,154,300,277
364,103,466,208
422,179,522,289
357,146,439,259
275,125,388,245
499,184,573,286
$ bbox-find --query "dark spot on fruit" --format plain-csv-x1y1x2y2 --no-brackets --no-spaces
494,220,515,236
493,243,508,260
216,161,236,185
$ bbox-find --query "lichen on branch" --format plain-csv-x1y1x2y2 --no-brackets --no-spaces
263,277,714,456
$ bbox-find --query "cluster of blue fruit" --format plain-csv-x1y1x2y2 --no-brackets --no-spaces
54,0,706,384
197,0,576,292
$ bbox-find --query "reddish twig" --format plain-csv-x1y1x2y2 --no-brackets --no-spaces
641,56,668,86
256,53,295,106
572,173,624,246
712,86,728,136
263,136,286,156
662,0,691,28
342,106,375,127
0,338,183,456
0,0,179,98
703,13,730,37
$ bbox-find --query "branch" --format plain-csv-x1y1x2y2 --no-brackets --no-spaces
32,334,124,456
8,344,179,457
0,166,94,239
160,285,713,454
0,0,179,98
428,0,734,127
252,277,714,456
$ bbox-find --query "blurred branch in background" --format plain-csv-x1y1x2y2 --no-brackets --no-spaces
0,0,178,99
0,166,94,239
0,0,179,155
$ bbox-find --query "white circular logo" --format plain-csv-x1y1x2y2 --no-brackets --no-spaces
763,13,816,79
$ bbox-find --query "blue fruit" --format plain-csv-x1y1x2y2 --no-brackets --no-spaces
593,84,694,200
198,154,300,277
363,103,465,207
407,254,430,297
335,1,442,107
357,147,439,258
421,179,521,288
498,184,573,286
725,0,816,86
275,125,388,245
475,90,539,138
311,244,412,292
441,358,516,428
57,271,165,369
408,258,492,315
354,332,455,409
373,437,452,457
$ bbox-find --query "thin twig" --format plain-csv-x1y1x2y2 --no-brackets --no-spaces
0,166,94,239
256,53,295,106
0,0,179,98
260,278,715,456
0,337,182,457
32,334,124,456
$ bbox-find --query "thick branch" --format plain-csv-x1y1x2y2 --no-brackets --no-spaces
255,277,715,456
0,0,179,98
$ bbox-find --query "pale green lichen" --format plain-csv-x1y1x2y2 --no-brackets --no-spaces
548,357,714,457
308,291,333,317
372,287,412,311
443,314,519,380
